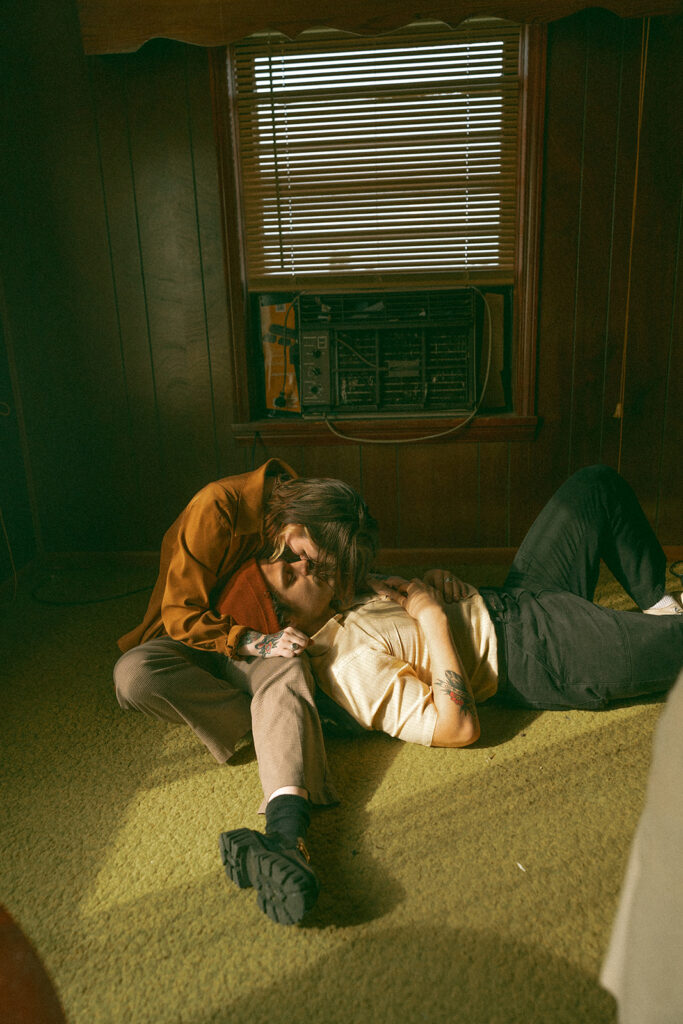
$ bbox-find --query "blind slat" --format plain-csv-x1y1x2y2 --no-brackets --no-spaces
231,18,521,283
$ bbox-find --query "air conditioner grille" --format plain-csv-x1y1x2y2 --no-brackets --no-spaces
259,288,479,416
300,290,474,326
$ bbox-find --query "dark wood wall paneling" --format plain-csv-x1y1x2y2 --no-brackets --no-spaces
1,4,46,580
620,14,682,538
0,314,36,582
508,11,681,548
1,4,681,568
88,43,242,542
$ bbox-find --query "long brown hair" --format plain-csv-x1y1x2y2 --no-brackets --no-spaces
263,476,378,606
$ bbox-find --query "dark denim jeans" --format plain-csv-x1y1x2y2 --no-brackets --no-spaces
481,466,683,710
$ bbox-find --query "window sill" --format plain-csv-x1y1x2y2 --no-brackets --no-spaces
232,414,540,446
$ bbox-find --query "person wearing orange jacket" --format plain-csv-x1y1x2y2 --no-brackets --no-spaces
114,458,378,925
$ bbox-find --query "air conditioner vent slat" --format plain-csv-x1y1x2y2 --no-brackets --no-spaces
260,288,479,415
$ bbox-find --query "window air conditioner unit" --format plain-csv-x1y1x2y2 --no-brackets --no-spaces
257,290,481,419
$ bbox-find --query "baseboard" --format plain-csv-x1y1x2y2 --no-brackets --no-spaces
30,545,683,570
42,551,161,567
377,547,518,565
379,546,683,565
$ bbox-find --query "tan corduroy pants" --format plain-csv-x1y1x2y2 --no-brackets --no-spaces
113,637,339,811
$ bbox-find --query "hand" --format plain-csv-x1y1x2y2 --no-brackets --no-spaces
373,577,446,625
368,574,410,598
239,626,311,659
422,569,468,603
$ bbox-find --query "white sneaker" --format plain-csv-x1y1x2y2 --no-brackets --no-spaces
644,592,683,616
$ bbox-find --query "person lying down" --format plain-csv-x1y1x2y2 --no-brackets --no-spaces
220,465,683,751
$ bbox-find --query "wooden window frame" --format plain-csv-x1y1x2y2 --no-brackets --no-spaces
210,23,546,445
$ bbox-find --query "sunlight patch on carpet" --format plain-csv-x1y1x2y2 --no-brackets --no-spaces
77,731,262,917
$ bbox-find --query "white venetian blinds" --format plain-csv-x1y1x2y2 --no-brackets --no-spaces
230,20,521,289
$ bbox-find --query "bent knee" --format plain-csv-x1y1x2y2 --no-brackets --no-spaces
249,658,316,704
113,647,160,709
572,464,623,491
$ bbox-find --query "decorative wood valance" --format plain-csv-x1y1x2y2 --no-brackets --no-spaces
77,0,682,55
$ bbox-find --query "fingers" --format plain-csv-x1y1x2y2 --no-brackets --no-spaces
373,575,456,607
423,569,466,603
385,579,429,605
447,576,468,601
257,627,312,658
369,575,408,591
369,575,409,601
280,626,311,657
379,583,410,602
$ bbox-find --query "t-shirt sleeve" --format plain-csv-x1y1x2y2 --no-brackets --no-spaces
320,647,438,746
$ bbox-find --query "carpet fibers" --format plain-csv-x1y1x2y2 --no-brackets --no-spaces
0,561,673,1024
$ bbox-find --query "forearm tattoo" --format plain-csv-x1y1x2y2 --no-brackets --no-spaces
435,671,478,720
254,631,284,658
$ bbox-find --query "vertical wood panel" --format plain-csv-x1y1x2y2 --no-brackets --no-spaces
0,312,35,576
654,13,683,543
537,12,587,483
124,41,222,516
619,15,683,525
300,446,362,491
361,446,400,548
89,54,168,548
8,0,138,553
397,445,480,547
598,19,643,471
508,441,543,546
568,13,625,475
477,442,510,546
509,15,588,541
1,3,44,568
182,45,241,478
48,52,137,553
655,185,682,538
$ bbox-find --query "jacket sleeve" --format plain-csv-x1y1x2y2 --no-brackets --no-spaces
160,492,251,657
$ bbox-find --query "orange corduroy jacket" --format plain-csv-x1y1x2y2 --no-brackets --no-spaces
117,459,295,658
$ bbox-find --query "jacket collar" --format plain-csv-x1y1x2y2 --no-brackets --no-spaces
234,458,296,537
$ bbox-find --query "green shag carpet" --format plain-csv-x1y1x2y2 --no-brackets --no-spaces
0,561,675,1024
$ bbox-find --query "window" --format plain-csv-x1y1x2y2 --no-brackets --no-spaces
212,19,545,442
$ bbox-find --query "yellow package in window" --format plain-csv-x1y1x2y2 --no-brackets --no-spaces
259,297,301,413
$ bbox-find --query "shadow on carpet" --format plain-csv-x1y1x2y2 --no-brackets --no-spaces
0,560,676,1024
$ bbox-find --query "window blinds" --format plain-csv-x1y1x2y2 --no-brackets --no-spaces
230,20,521,289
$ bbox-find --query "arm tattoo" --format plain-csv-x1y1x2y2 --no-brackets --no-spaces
254,631,284,658
434,670,478,720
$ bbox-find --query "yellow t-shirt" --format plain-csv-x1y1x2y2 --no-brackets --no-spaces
308,586,499,746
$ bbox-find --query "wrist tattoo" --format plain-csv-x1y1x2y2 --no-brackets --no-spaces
435,671,478,720
254,631,284,658
241,630,260,647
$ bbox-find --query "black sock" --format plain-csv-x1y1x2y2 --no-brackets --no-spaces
265,794,311,845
